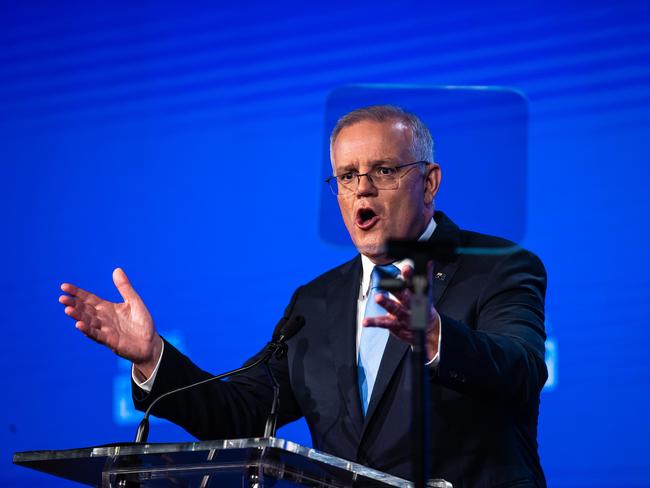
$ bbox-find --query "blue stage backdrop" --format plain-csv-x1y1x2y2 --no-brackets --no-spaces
2,1,649,486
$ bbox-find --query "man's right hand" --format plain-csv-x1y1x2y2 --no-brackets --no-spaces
59,268,162,379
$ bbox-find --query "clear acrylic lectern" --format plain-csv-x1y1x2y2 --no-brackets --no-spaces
14,437,452,487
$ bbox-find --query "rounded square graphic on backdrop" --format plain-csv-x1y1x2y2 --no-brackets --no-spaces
319,85,528,246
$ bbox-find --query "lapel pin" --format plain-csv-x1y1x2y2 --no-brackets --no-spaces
434,272,447,281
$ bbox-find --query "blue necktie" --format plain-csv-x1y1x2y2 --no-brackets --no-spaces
358,264,400,415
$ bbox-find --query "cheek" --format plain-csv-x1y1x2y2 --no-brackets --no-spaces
337,199,355,223
385,194,421,227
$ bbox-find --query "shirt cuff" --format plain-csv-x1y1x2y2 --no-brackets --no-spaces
425,316,442,368
131,340,165,393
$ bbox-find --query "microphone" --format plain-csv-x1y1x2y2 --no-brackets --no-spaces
134,314,306,444
263,315,305,438
385,238,522,261
385,238,459,262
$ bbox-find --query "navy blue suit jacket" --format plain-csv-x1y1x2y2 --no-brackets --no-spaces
133,211,548,488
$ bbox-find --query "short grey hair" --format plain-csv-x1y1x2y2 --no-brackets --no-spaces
329,105,434,168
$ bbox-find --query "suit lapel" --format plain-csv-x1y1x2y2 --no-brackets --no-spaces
430,211,461,306
362,333,409,429
431,259,459,306
326,256,365,435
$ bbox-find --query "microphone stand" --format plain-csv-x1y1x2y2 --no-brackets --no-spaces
409,251,432,488
248,343,287,488
382,240,456,488
263,341,287,438
134,338,288,444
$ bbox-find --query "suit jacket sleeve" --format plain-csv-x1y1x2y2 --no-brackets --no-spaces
131,289,304,441
434,247,548,406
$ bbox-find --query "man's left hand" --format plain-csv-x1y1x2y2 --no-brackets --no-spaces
363,265,441,362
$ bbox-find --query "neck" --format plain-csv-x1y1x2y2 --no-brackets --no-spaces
363,212,436,265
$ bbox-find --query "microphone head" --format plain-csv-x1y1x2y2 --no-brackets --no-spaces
278,315,305,342
271,317,288,342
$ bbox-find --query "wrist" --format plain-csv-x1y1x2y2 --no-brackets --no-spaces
426,315,441,361
134,334,163,379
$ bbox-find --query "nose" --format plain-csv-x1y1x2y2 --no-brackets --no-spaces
356,173,377,196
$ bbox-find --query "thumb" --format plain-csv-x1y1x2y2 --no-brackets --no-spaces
112,267,141,303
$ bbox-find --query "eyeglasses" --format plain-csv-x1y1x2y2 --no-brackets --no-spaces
325,161,429,196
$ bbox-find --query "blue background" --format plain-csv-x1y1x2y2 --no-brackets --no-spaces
2,1,649,486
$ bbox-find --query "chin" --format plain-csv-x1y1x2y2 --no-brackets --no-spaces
354,239,386,260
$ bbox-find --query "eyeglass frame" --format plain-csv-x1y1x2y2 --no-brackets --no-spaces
325,160,430,196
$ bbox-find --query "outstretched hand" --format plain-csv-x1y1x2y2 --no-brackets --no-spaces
59,268,162,377
363,265,441,362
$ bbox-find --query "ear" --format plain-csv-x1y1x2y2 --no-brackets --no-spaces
424,163,441,205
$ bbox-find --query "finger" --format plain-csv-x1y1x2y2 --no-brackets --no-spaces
59,295,75,306
74,320,88,333
113,268,141,303
364,316,414,343
390,287,411,309
60,283,102,306
60,293,88,314
64,304,82,321
376,294,410,321
401,263,432,280
64,297,102,328
75,320,109,345
402,265,413,281
364,315,400,331
64,304,94,325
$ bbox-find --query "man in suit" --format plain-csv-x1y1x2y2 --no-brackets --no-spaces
60,105,547,487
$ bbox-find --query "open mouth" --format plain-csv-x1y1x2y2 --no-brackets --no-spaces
355,208,379,230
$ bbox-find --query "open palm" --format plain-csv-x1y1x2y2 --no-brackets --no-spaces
59,268,160,366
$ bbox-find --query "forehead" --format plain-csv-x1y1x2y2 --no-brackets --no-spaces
332,120,413,169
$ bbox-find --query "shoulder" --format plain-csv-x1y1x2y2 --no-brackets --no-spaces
458,229,545,274
296,255,361,294
451,228,547,304
282,255,360,318
434,211,543,271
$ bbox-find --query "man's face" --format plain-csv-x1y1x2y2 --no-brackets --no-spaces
331,120,440,264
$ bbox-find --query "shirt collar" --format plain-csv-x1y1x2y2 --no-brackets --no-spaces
359,216,437,298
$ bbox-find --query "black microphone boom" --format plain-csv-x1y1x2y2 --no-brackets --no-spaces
262,314,305,438
385,238,522,262
385,238,458,262
134,314,305,444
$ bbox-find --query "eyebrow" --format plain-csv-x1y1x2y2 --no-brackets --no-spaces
337,159,399,173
